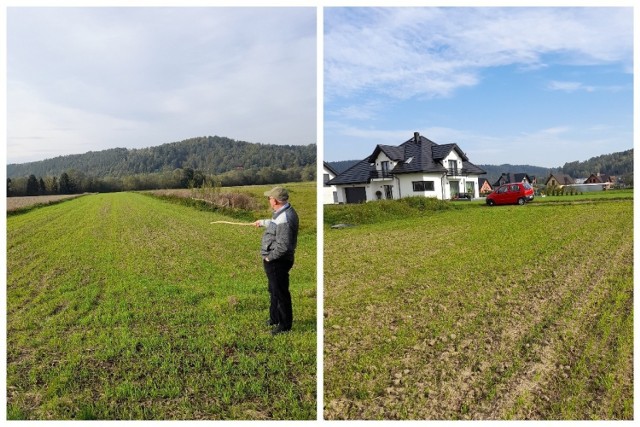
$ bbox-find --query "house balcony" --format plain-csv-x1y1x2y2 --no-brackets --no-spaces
446,168,469,177
370,170,394,180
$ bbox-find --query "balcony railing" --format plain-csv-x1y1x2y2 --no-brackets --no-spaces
370,170,394,180
446,168,469,176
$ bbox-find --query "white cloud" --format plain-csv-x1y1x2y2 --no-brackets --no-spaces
7,7,316,163
547,80,627,93
325,7,633,101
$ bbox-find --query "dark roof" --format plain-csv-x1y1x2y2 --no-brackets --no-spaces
463,161,486,175
366,144,405,162
432,143,467,161
546,173,575,185
323,161,338,176
329,133,485,185
586,173,612,183
493,172,532,187
389,135,447,174
326,160,374,185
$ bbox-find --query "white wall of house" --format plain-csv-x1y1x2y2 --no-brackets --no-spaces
372,152,396,173
334,174,482,203
441,176,481,199
334,184,374,204
333,151,483,203
398,173,443,199
323,166,338,204
443,152,463,174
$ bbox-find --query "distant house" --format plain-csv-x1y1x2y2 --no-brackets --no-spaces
478,178,493,195
323,162,339,204
493,172,535,187
327,132,486,203
545,173,575,187
585,173,614,184
584,173,615,190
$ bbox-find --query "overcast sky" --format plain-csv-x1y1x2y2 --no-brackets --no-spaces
324,7,633,168
7,7,317,164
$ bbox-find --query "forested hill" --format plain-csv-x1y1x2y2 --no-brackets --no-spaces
7,136,316,179
560,149,633,179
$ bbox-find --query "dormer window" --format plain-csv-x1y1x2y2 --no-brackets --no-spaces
406,157,413,164
381,161,390,174
448,160,458,175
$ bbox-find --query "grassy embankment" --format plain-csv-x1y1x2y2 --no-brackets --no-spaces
324,192,633,420
7,182,316,420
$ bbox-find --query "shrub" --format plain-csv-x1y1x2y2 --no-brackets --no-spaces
325,197,455,226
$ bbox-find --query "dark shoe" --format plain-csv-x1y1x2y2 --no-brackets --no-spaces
271,325,291,336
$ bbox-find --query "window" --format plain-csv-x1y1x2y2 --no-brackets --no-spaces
323,173,330,187
448,160,458,174
466,181,475,194
384,185,393,199
412,181,435,192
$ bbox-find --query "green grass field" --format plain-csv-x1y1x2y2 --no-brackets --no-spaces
6,182,316,420
324,196,633,420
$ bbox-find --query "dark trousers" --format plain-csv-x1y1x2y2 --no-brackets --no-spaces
264,258,294,330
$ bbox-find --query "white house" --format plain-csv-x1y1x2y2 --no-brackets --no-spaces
327,132,486,204
323,161,339,204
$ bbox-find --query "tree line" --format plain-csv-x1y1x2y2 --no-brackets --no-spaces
560,149,633,180
7,136,316,179
7,165,316,197
7,135,316,197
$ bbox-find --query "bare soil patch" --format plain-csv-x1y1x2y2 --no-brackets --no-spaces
7,194,86,212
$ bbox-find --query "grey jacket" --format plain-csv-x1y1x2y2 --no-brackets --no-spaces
259,203,299,262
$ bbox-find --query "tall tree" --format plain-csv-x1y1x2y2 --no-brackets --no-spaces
26,175,39,196
59,172,72,194
38,177,46,195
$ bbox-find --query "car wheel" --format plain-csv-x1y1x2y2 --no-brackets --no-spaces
517,197,525,205
488,199,495,206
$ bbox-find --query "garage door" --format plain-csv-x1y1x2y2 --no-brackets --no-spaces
345,187,367,204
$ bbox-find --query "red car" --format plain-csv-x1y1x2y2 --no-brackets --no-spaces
486,182,534,206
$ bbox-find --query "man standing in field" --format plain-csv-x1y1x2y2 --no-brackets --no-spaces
254,187,299,335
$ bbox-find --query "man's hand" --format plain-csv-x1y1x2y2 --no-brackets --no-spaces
254,220,262,227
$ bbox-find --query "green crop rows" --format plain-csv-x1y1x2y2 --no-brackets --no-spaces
324,198,633,420
7,184,316,420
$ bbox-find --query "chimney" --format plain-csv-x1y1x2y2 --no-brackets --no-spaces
413,132,420,143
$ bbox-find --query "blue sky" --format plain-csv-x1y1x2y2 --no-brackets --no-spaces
6,7,316,164
324,7,633,168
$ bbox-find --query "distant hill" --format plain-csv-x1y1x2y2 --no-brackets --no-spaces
560,149,632,179
328,148,633,185
7,135,316,179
